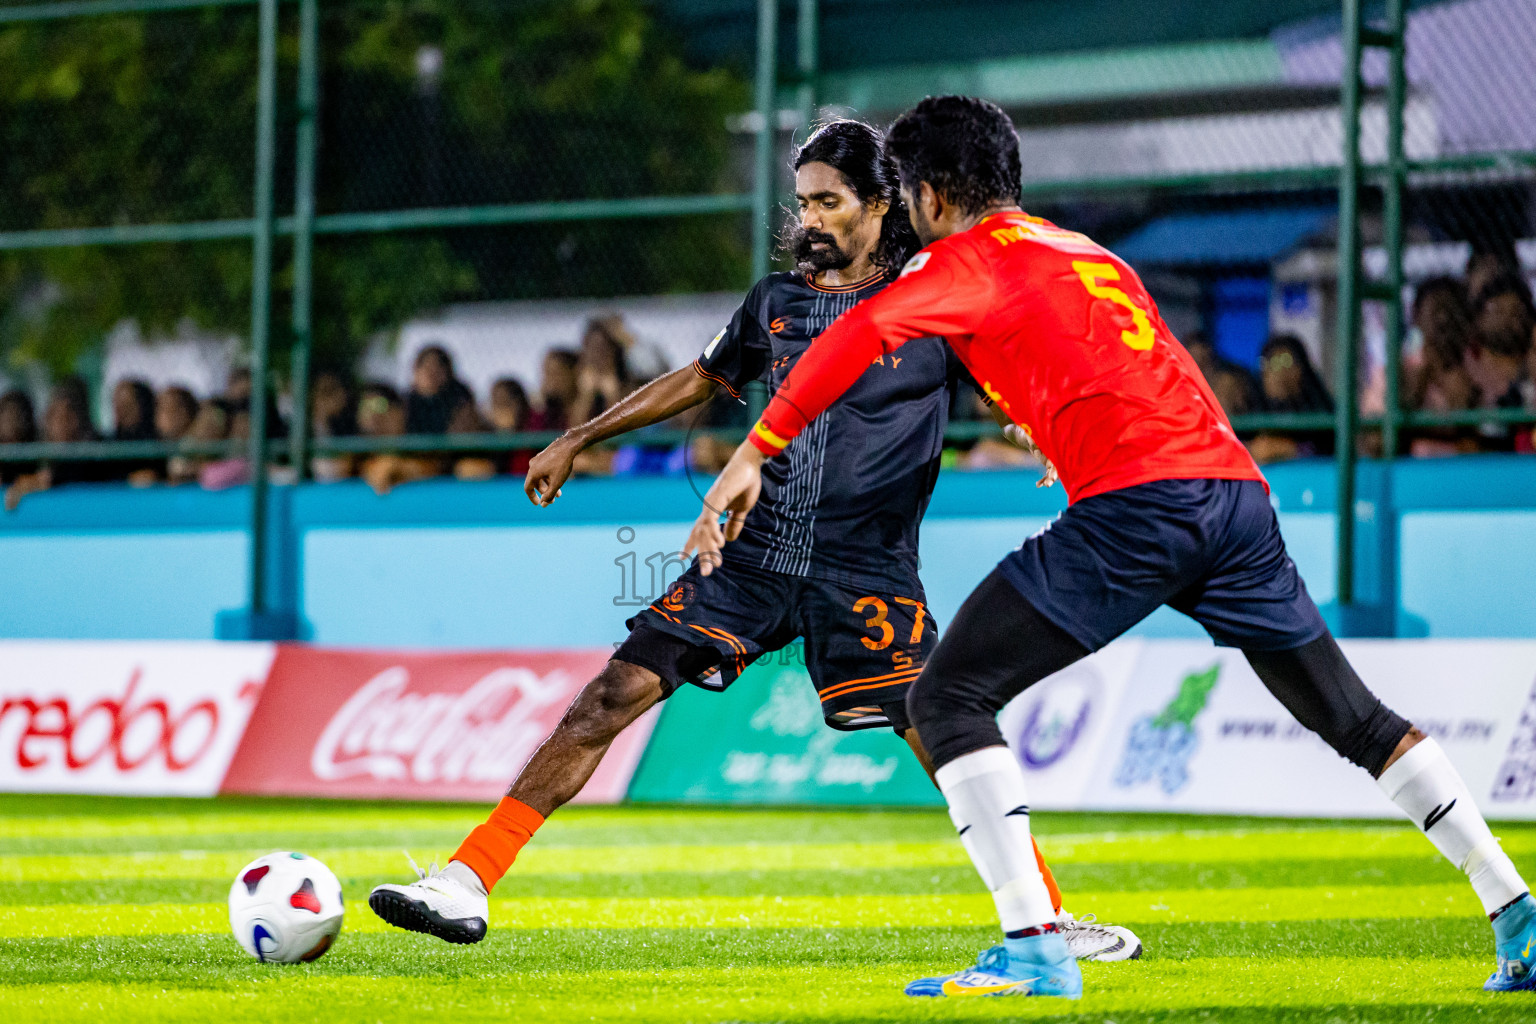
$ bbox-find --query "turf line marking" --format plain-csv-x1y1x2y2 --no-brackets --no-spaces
0,884,1484,937
6,957,1510,1018
9,829,1535,880
0,842,973,882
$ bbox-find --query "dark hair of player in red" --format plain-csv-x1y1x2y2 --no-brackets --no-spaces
885,95,1022,217
782,119,919,273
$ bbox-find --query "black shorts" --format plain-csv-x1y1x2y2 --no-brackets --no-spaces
997,477,1329,653
616,559,936,732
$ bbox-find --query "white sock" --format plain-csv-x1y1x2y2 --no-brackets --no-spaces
442,859,489,896
1377,737,1527,915
935,745,1056,933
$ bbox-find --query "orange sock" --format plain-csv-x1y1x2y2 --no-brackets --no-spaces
1032,836,1064,915
452,797,545,892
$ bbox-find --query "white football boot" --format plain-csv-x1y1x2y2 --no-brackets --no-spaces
369,854,489,944
1056,910,1143,961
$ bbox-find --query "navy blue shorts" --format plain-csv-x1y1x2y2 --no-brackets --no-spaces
621,559,937,732
997,478,1327,653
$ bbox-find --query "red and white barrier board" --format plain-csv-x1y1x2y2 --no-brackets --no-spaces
0,642,656,802
0,641,273,796
221,646,656,803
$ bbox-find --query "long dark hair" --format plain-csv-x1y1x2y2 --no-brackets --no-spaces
785,119,919,272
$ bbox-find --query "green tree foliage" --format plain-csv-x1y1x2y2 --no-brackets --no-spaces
0,0,749,378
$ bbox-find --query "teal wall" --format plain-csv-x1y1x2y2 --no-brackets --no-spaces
1,457,1534,644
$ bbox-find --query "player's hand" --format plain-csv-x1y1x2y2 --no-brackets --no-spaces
1002,424,1058,488
683,441,766,576
524,435,580,506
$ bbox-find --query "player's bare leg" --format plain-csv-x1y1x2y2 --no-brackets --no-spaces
369,660,664,942
505,661,666,816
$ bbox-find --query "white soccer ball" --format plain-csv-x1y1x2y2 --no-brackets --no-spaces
228,852,345,963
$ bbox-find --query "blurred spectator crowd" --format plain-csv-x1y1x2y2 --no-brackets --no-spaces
934,253,1536,471
0,314,743,509
3,264,1536,508
1168,252,1535,465
905,251,1536,473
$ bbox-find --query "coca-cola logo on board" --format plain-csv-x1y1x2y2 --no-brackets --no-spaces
311,665,575,784
0,669,255,773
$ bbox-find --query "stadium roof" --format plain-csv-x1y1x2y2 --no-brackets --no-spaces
663,1,1466,123
658,0,1376,71
1112,207,1337,267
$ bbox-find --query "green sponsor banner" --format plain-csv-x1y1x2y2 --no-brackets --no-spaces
627,656,943,805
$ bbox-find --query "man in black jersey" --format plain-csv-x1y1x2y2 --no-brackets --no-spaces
369,121,1139,963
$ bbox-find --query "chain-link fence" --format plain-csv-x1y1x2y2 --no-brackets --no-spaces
0,3,266,494
995,0,1536,462
0,0,760,502
3,0,1536,606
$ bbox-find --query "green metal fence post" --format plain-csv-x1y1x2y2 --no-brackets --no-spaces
1329,0,1408,638
1334,0,1364,612
1381,0,1407,460
287,0,319,481
751,0,779,281
246,0,278,613
796,0,818,130
1372,0,1409,639
216,0,290,639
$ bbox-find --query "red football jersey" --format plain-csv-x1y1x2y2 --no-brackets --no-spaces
750,212,1264,503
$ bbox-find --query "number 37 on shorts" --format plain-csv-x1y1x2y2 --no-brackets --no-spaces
853,595,927,669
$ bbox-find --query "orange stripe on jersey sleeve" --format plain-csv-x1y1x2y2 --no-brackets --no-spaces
692,360,742,399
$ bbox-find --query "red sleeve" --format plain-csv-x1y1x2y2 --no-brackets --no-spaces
748,241,995,456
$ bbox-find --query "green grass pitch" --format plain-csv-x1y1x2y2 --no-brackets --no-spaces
3,794,1534,1022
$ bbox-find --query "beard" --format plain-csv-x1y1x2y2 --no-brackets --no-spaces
789,223,855,273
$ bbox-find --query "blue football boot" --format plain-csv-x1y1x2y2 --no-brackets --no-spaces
1486,892,1536,992
905,932,1083,999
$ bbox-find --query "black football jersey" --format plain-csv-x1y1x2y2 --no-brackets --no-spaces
693,269,963,592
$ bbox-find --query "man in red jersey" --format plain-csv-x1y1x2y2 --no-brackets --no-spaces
684,97,1534,1000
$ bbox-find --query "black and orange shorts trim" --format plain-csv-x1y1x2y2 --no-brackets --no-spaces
617,558,937,732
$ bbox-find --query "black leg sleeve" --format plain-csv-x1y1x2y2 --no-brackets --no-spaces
907,567,1090,771
1243,632,1412,777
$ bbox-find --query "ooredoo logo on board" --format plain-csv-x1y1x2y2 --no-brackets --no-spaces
221,647,656,803
0,642,275,796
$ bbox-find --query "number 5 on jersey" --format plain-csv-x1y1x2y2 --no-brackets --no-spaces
1073,260,1154,352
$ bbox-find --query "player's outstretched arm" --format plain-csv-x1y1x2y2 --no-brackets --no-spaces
682,440,765,576
525,366,717,506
